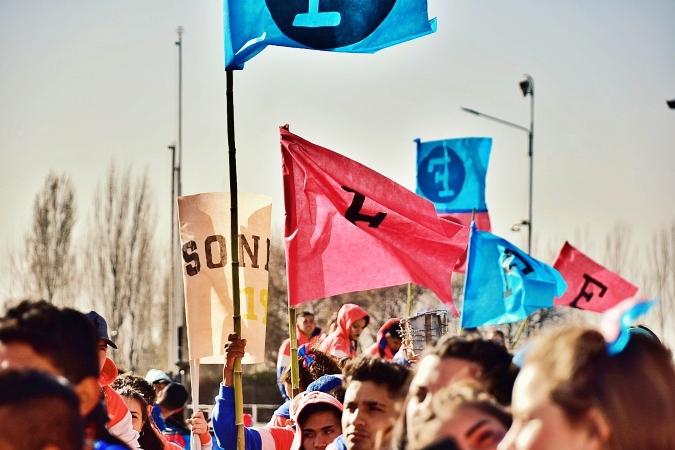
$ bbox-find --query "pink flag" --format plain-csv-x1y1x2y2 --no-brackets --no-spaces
281,127,469,314
553,241,639,312
439,212,491,273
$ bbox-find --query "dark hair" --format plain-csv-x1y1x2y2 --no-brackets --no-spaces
429,335,518,405
386,322,402,339
342,357,411,400
0,299,99,383
280,347,342,392
112,372,158,405
0,369,84,450
299,311,315,318
297,402,341,429
116,387,164,450
158,382,189,411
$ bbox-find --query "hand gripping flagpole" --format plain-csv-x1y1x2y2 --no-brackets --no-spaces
226,69,245,450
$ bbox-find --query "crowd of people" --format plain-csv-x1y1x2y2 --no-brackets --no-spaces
1,299,675,450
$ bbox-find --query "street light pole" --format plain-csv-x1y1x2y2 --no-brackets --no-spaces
460,75,535,254
522,75,534,255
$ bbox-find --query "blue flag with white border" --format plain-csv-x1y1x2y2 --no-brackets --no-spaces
224,0,437,70
461,223,567,328
415,137,491,214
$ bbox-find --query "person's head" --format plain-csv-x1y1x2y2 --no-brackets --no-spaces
406,381,510,450
336,304,370,344
144,369,172,400
499,327,675,450
298,311,317,338
384,321,403,353
111,372,157,405
0,300,102,419
341,357,411,450
157,382,189,417
84,311,118,373
0,369,84,450
293,392,344,450
281,346,342,393
405,335,516,449
116,386,163,450
327,313,339,334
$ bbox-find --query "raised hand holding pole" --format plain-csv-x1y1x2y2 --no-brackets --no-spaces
226,68,245,450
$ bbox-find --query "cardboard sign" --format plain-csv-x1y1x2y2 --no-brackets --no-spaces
178,192,272,364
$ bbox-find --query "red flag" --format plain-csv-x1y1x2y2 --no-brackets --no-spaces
553,241,639,312
439,212,491,273
281,127,469,314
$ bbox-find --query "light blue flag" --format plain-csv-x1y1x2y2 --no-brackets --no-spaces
460,223,567,328
224,0,437,70
415,138,491,214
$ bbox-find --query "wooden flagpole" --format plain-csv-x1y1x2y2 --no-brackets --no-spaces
226,69,245,450
283,124,300,401
406,283,413,317
288,306,300,399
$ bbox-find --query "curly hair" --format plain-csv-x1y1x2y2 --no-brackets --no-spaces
280,346,342,392
426,334,518,405
111,372,157,405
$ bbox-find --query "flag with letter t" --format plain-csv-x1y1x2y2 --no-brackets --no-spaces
553,241,638,312
416,137,492,272
281,127,469,315
224,0,437,69
461,223,567,328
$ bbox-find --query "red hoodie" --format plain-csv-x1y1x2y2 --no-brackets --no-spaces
364,318,401,360
99,357,140,448
320,304,369,359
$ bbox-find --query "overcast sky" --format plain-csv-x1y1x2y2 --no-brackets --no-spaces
1,0,674,299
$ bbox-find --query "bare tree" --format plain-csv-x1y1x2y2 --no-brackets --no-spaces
603,222,634,277
644,221,675,339
85,163,160,371
16,172,78,306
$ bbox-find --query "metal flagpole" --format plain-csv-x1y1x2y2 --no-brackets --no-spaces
226,68,245,450
175,26,185,378
168,143,177,374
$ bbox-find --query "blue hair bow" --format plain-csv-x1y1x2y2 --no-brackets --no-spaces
298,344,315,368
602,298,658,355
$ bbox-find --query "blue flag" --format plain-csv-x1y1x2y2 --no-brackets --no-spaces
415,138,491,214
224,0,437,70
460,223,567,328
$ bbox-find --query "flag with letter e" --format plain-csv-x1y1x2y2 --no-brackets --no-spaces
415,137,492,271
553,241,639,313
461,223,567,328
224,0,437,70
281,127,469,315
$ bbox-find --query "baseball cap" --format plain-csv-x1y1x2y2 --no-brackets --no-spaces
146,369,172,385
85,310,118,349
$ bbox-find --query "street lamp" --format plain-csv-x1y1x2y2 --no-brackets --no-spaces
461,74,535,254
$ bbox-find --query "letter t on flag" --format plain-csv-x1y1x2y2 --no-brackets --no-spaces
415,137,492,272
281,127,469,315
553,241,639,313
224,0,437,70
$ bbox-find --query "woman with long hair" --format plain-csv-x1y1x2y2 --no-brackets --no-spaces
499,325,675,450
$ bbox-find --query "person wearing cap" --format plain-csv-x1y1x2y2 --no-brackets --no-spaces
85,310,141,449
146,368,173,431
